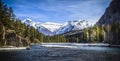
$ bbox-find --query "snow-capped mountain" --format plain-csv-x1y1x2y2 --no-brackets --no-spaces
23,18,62,35
23,18,37,28
55,20,89,34
41,22,62,32
23,18,90,35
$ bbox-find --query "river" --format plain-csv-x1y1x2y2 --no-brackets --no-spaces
0,43,120,61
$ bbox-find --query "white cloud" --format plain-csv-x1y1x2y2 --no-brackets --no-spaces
12,0,111,24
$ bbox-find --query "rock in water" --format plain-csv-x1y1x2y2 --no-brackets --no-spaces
26,47,31,50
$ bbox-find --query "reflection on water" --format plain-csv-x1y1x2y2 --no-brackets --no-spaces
0,43,120,61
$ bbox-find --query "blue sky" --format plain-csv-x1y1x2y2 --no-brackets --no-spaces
3,0,111,24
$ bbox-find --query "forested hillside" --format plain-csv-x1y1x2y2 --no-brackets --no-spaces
0,0,66,47
63,26,105,43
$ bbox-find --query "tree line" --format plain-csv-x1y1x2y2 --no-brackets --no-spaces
83,21,120,44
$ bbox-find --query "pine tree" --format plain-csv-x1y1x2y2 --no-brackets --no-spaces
8,7,15,20
83,28,88,42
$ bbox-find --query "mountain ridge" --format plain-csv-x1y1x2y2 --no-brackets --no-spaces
23,18,90,35
96,0,120,26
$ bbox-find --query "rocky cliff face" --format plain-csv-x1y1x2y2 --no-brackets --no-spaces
96,0,120,25
96,0,120,44
5,30,30,47
0,27,30,47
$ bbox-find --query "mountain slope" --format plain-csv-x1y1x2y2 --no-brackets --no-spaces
96,0,120,44
96,0,120,26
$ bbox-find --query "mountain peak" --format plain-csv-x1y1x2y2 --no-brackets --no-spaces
23,18,32,23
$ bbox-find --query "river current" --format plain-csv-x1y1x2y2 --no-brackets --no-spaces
0,43,120,61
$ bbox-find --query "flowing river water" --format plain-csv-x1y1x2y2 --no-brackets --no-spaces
0,43,120,61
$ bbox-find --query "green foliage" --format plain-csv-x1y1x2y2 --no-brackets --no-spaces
83,20,120,44
106,21,120,44
83,28,88,41
83,25,105,43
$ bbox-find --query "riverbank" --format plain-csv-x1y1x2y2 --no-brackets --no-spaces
0,43,120,51
0,46,27,51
